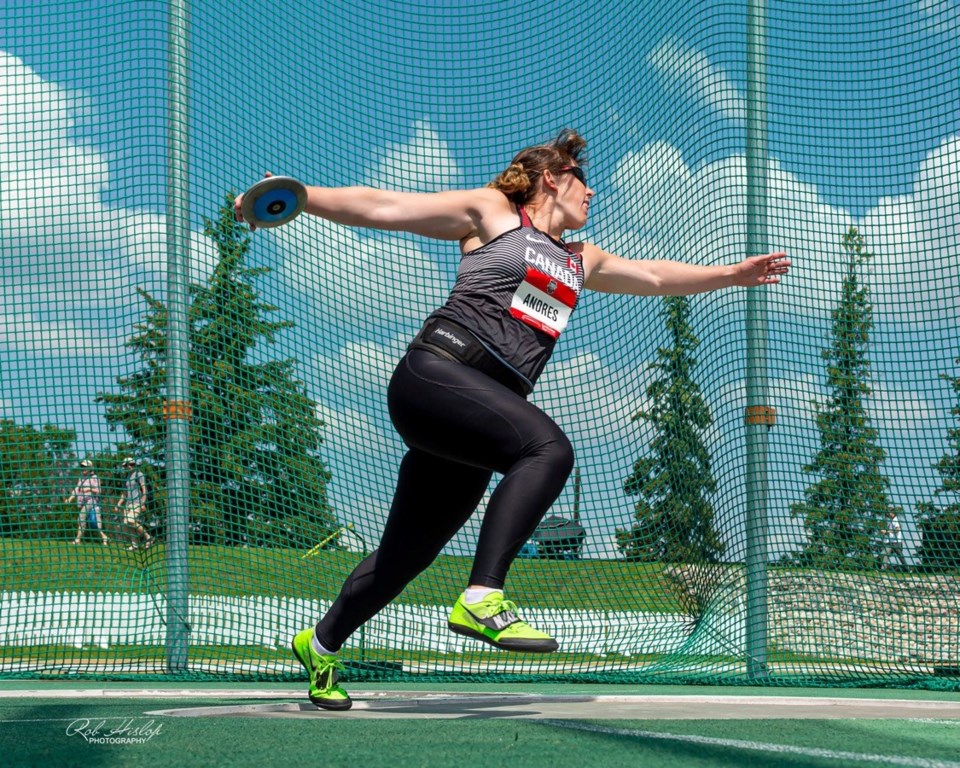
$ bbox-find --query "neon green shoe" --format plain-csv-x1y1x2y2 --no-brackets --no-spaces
448,592,558,653
291,628,352,710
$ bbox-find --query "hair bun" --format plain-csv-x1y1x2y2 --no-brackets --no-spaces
487,129,587,204
488,162,531,200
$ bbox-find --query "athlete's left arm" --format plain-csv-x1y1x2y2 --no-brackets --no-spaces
578,243,790,296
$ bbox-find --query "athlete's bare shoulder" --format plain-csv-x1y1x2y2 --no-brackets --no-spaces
466,186,515,218
459,188,522,251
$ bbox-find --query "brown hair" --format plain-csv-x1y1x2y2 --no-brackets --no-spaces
487,129,588,205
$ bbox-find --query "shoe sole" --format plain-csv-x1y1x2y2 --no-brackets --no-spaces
290,637,353,711
447,621,559,653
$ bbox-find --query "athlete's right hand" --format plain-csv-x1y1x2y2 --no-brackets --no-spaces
234,172,274,231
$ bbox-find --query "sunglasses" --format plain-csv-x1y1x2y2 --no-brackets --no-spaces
558,166,587,185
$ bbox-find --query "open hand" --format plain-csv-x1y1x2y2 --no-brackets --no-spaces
736,251,790,286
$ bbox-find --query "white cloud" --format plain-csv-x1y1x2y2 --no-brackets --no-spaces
609,141,695,255
0,51,111,253
769,374,822,420
532,351,652,446
607,135,959,323
646,38,746,124
868,381,940,434
118,210,219,284
629,42,958,323
275,216,449,333
859,136,960,322
314,335,410,399
768,372,938,436
0,311,118,356
916,0,960,35
315,402,400,460
365,119,461,191
609,146,848,318
0,50,216,356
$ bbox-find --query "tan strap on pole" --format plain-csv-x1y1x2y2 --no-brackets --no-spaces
744,405,776,426
163,399,192,420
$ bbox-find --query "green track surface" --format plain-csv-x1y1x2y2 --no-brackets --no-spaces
3,684,960,768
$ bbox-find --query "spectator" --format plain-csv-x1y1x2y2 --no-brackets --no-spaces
66,460,108,546
882,510,907,570
115,457,154,551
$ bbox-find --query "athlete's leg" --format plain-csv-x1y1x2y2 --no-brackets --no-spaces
315,447,491,651
315,349,574,650
467,424,573,587
388,349,575,590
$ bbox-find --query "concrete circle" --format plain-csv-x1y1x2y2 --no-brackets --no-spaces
145,692,960,720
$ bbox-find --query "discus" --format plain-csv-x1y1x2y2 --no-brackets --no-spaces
240,175,308,228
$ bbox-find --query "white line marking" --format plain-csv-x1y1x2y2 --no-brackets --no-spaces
1,690,959,709
907,719,960,727
539,720,960,768
0,716,133,724
0,689,300,699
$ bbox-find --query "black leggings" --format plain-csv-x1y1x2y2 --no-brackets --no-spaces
315,348,574,651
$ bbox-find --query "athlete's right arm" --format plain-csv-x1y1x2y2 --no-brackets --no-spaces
236,178,510,241
304,186,510,240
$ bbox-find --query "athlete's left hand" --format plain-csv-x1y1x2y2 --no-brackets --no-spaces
735,251,790,286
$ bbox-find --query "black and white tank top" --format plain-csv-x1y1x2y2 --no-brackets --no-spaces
427,206,585,387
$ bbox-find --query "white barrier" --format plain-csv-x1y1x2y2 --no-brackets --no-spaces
0,590,741,656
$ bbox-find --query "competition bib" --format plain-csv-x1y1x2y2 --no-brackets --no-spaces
510,268,577,339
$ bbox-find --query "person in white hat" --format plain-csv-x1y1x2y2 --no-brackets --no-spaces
65,460,108,546
115,457,154,551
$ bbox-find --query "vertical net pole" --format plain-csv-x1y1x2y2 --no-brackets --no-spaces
165,0,191,673
745,0,769,679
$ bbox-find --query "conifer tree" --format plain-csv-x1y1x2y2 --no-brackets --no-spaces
916,356,960,570
790,227,897,568
617,295,724,563
98,194,336,546
0,422,76,536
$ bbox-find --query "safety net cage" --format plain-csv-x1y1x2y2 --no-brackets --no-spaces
0,0,958,687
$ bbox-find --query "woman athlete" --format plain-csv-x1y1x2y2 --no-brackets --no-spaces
235,129,790,710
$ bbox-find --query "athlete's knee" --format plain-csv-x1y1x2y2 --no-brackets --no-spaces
538,429,575,478
556,433,576,476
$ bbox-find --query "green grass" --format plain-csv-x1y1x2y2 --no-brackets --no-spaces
0,539,680,612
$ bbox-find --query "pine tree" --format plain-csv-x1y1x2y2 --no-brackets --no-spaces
98,194,337,547
790,226,897,568
617,295,724,563
0,421,76,537
916,356,960,570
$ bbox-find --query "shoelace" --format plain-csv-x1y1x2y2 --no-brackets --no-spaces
496,599,519,616
313,656,346,689
481,597,521,622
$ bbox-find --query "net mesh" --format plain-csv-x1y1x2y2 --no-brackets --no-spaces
1,0,958,687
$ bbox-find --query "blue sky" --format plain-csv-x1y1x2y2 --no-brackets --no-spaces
0,0,958,561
